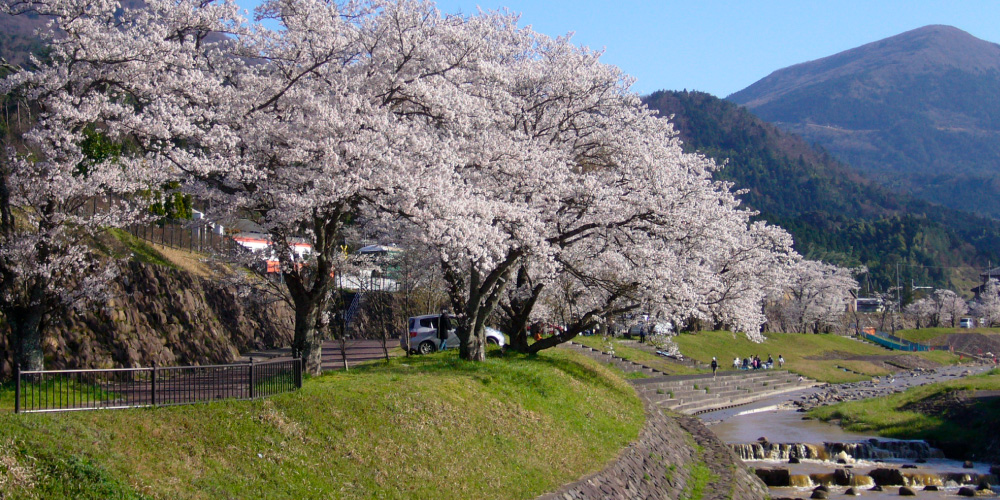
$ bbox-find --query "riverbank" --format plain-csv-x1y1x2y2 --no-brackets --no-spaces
810,367,1000,463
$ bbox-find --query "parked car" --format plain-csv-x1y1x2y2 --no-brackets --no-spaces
402,314,506,354
960,317,975,329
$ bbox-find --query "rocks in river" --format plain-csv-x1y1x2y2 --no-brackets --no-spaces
924,485,939,491
901,464,917,469
788,456,801,464
870,484,884,491
869,468,906,486
958,486,976,496
753,468,790,487
898,486,916,496
845,487,859,496
809,488,829,499
833,468,853,486
963,460,975,469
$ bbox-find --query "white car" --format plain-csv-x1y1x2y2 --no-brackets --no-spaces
402,314,506,354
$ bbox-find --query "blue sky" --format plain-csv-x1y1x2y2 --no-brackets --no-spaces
234,0,1000,98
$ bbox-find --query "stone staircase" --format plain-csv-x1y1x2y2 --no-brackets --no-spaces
564,341,816,415
632,370,811,414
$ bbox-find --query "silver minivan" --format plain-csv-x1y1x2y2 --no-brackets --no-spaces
402,314,505,354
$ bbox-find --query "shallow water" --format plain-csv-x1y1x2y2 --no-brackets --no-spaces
710,407,872,444
710,407,997,499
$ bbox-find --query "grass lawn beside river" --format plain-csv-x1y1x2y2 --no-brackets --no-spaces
809,369,1000,460
0,349,643,500
673,331,963,384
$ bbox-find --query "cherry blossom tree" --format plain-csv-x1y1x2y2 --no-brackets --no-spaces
904,297,936,328
932,289,968,328
402,27,797,359
973,279,1000,327
0,0,227,370
766,260,858,334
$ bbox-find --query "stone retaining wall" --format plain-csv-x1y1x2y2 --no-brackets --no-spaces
538,346,769,500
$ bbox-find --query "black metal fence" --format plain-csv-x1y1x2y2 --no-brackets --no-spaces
127,220,237,255
13,359,302,414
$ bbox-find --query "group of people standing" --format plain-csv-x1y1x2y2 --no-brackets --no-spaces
732,354,783,371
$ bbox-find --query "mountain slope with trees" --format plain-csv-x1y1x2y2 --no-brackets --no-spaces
727,25,1000,219
644,90,1000,294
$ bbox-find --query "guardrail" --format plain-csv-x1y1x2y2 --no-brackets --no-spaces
13,359,302,414
858,331,936,352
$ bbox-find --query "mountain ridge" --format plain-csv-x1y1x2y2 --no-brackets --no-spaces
645,89,1000,294
728,24,1000,219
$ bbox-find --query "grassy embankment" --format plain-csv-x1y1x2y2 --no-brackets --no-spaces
0,349,643,499
672,331,962,384
895,327,1000,345
571,336,704,376
810,369,1000,459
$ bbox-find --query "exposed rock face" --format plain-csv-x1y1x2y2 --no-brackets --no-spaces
0,261,292,376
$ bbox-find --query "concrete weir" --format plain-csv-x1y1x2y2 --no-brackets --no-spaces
731,439,944,462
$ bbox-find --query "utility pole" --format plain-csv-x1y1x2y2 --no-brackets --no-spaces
895,262,900,335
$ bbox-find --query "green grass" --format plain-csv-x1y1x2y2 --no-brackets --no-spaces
0,349,643,499
0,378,118,412
680,443,717,500
809,369,1000,458
673,330,961,383
105,228,176,268
895,327,1000,344
572,336,704,375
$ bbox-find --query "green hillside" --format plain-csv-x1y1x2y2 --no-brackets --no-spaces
644,90,1000,294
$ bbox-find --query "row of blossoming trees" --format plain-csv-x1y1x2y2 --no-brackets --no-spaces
1,0,821,375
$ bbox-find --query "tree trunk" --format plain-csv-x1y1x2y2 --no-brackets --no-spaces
457,313,486,361
291,302,323,375
10,306,45,372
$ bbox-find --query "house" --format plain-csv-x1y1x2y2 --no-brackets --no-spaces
853,297,884,313
972,266,1000,298
229,220,313,273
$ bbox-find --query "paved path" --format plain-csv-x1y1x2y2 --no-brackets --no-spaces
242,338,398,371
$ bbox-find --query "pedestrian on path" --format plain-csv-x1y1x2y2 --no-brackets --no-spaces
711,357,718,378
732,357,740,369
778,354,784,368
438,308,451,352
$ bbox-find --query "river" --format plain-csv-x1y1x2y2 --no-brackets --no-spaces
701,386,998,498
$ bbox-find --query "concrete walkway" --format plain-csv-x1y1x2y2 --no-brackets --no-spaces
241,339,396,371
563,341,819,415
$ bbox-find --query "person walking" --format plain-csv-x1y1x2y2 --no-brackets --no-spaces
711,357,718,378
733,357,740,370
438,308,452,352
639,325,646,344
778,354,784,368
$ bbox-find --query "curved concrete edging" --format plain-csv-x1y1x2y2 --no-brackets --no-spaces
536,345,769,500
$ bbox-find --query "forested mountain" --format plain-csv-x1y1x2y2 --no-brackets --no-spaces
728,25,1000,219
644,90,1000,295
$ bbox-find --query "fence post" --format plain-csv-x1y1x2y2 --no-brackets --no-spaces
295,358,303,389
150,365,157,407
248,357,255,399
14,364,21,414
